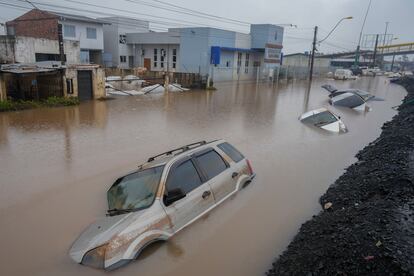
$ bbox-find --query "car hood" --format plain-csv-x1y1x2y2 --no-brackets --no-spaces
69,212,137,263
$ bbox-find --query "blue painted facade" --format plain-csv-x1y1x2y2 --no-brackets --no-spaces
127,24,284,81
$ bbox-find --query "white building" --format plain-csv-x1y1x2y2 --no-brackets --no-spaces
56,12,107,64
4,9,108,65
125,24,284,82
102,17,149,68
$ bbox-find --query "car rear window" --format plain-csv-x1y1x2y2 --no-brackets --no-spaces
301,111,338,126
196,150,228,180
167,160,202,194
217,142,244,163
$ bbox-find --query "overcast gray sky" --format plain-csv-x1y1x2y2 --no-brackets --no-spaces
1,0,413,54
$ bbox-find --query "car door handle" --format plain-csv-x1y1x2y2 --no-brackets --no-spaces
232,172,239,178
202,191,211,199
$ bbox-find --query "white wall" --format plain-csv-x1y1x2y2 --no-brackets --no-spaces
235,33,251,49
102,17,149,68
135,44,180,72
60,20,104,50
13,36,80,64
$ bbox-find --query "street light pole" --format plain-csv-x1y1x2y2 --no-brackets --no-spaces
309,16,352,82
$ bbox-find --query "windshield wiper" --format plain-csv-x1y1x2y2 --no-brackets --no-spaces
107,208,135,216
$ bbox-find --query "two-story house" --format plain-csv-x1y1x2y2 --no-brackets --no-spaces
5,9,108,65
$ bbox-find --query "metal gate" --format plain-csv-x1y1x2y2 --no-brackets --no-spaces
77,70,93,101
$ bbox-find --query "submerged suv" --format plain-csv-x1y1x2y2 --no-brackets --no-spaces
69,140,255,270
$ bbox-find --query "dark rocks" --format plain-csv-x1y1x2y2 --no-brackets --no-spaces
267,77,414,276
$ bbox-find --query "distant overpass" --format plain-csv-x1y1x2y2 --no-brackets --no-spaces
377,42,414,56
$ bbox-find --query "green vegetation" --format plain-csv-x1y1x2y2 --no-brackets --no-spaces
0,97,80,112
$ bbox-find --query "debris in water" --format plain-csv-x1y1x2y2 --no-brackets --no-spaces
324,202,333,210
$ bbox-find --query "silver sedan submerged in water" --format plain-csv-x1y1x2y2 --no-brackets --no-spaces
69,140,255,270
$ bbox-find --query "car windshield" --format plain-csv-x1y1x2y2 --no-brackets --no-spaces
107,165,164,212
334,93,365,108
302,111,338,126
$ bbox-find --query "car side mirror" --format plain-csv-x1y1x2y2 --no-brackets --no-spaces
338,116,341,119
164,188,186,206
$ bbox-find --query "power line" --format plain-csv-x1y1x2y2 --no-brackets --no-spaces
151,0,250,25
24,0,38,9
8,0,298,41
1,1,286,43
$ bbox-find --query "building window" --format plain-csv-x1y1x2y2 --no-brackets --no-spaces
119,34,127,44
237,52,242,73
172,49,177,69
80,50,90,63
86,27,97,39
35,53,66,62
120,56,127,63
245,53,250,73
160,48,165,68
66,79,74,94
63,25,76,38
226,61,230,67
6,26,15,36
153,48,158,67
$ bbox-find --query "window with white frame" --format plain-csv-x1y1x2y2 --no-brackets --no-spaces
245,53,250,74
160,48,165,68
153,48,158,67
120,56,127,63
172,49,177,69
86,27,97,39
63,25,76,38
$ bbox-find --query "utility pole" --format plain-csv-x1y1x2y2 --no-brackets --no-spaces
164,47,169,93
309,26,318,82
372,34,379,67
58,24,65,65
354,0,372,67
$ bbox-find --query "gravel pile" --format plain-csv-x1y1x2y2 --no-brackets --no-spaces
267,77,414,276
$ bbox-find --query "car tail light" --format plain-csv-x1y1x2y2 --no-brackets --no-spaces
246,159,254,175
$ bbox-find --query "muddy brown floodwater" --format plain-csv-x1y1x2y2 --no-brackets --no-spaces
0,77,406,276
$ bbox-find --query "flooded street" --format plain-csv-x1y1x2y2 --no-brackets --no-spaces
0,77,406,276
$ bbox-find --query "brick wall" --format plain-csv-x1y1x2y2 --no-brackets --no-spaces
6,9,59,40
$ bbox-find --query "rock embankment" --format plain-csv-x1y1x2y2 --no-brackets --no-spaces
267,77,414,276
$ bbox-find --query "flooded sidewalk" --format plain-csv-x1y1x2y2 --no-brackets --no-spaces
0,77,407,276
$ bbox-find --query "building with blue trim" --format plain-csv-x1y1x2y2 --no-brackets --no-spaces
126,24,284,81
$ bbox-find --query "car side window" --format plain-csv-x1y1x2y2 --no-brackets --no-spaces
166,160,203,194
217,142,244,163
196,150,228,180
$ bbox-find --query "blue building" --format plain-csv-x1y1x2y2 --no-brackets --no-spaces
126,24,284,81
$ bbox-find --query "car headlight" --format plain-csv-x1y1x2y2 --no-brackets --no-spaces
81,244,107,269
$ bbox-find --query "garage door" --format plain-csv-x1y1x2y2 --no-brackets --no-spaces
77,71,93,101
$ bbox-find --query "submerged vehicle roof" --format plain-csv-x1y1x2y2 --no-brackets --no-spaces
138,140,223,170
330,92,366,109
300,108,332,120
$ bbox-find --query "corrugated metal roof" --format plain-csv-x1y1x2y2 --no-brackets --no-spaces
0,64,61,74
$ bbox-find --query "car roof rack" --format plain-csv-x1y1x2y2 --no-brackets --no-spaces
147,140,208,163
